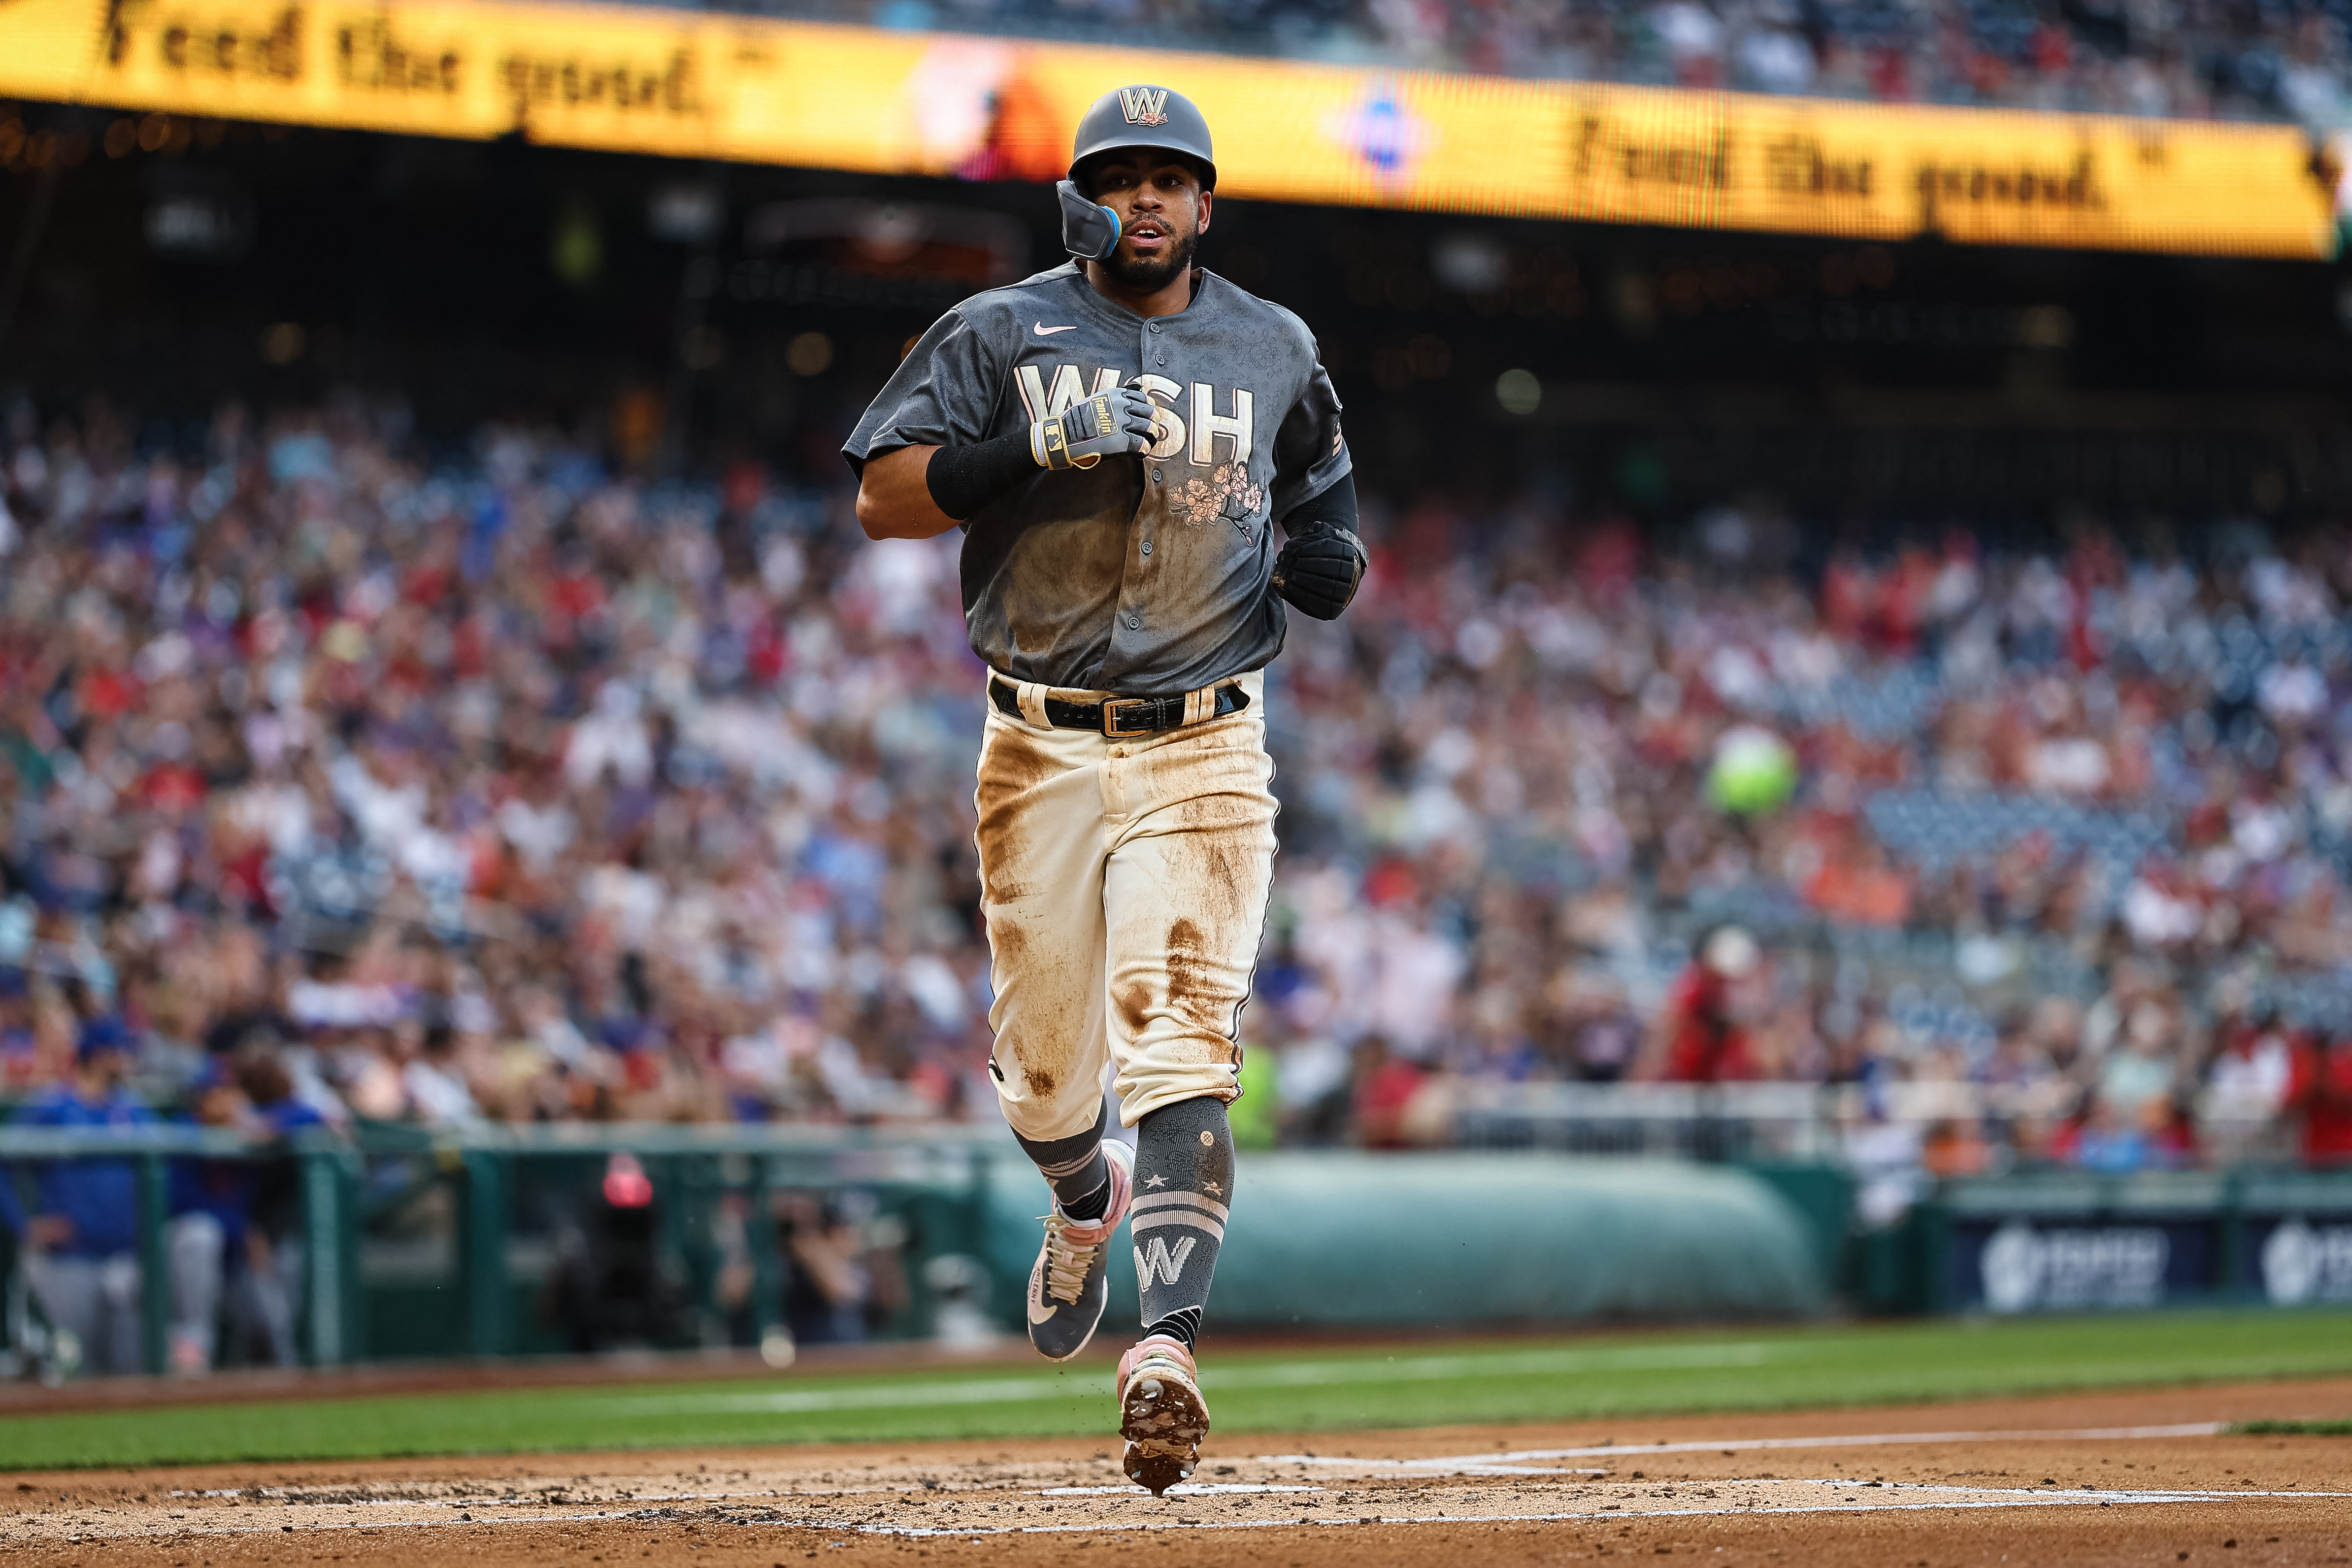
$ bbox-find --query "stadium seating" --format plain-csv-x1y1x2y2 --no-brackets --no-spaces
0,392,2347,1185
735,0,2352,126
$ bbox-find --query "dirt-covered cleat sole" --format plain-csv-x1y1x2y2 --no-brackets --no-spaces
1122,1432,1204,1497
1116,1334,1209,1496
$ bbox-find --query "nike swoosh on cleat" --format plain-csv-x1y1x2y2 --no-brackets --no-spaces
1026,1256,1063,1325
1033,322,1079,336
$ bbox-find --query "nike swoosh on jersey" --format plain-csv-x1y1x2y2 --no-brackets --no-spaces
1032,322,1079,336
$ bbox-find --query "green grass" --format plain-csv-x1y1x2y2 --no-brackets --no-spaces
2227,1418,2352,1435
7,1309,2351,1472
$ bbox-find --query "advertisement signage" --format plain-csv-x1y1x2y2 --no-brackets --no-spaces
1951,1215,2222,1313
2248,1216,2352,1304
0,0,2334,257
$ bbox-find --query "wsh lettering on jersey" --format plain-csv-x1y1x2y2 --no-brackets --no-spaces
1017,364,1254,467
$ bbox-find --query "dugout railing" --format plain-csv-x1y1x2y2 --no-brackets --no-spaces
0,1123,1011,1376
1451,1081,1845,1161
1448,1079,2293,1166
4,1122,2345,1376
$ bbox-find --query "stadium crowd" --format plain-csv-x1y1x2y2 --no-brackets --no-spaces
0,387,2349,1197
780,0,2352,129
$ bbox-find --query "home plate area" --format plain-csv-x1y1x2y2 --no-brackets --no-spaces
9,1390,2351,1568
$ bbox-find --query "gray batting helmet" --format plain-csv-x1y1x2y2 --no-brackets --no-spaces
1068,85,1216,192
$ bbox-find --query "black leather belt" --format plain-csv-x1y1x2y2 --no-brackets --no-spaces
990,676,1250,737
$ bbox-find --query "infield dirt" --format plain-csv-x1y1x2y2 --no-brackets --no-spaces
3,1379,2347,1568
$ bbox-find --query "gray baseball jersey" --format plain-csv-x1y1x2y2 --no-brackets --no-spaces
843,262,1351,697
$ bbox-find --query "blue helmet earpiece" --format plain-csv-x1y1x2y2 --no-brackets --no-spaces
1057,180,1122,262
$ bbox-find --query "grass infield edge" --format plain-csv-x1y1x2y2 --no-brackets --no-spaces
2225,1418,2352,1435
5,1311,2352,1473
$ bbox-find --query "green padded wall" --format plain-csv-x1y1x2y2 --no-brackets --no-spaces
977,1152,1825,1332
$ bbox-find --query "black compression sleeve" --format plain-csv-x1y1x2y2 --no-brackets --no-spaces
1282,470,1358,534
924,430,1038,522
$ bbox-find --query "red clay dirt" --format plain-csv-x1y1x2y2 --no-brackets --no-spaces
1,1379,2347,1567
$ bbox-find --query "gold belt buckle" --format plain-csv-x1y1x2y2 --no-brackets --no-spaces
1100,697,1154,736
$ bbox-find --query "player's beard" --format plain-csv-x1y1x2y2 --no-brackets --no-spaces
1103,221,1198,293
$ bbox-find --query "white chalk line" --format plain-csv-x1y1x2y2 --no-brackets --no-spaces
163,1478,1325,1512
860,1488,2352,1540
610,1342,1791,1418
1041,1483,1323,1497
166,1485,924,1508
1260,1422,2231,1475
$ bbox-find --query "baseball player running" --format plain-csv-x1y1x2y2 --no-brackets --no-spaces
844,84,1363,1493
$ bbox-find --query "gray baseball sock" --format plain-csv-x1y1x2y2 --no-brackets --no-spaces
1130,1096,1234,1351
1014,1102,1112,1222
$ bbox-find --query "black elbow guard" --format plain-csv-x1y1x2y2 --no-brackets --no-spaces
1271,475,1366,620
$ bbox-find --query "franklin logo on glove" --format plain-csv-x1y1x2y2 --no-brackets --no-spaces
1033,386,1159,470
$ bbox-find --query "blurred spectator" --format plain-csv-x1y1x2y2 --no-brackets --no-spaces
1921,1115,1992,1177
1561,973,1643,1082
2287,1032,2352,1165
10,1019,152,1375
159,1046,324,1371
223,1050,324,1366
402,1018,483,1127
1228,1043,1281,1150
545,1150,685,1353
165,1061,253,1371
1350,1035,1425,1149
1645,926,1767,1082
777,1190,906,1344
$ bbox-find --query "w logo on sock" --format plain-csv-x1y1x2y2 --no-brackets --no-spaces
1134,1235,1197,1286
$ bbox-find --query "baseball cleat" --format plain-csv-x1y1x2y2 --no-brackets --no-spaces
1023,1138,1133,1361
1116,1333,1210,1496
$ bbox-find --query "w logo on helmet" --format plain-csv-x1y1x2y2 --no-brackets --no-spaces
1118,86,1171,127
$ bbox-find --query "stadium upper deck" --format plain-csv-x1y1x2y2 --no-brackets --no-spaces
702,0,2346,129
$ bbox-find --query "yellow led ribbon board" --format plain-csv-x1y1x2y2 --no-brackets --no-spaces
0,0,2334,258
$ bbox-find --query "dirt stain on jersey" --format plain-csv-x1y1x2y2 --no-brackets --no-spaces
975,717,1095,1110
1161,916,1236,1059
974,719,1060,908
988,912,1029,969
1114,980,1152,1039
997,506,1136,673
1171,791,1260,928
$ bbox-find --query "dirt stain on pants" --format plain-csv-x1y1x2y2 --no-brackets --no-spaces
973,670,1277,1140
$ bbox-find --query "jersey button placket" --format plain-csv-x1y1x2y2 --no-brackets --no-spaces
1128,319,1165,652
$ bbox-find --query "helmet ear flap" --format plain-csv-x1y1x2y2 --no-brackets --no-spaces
1058,180,1122,262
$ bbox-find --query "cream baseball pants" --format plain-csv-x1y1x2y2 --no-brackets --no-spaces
974,670,1277,1141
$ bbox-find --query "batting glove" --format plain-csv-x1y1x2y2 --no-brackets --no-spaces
1271,520,1368,620
1033,387,1158,471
